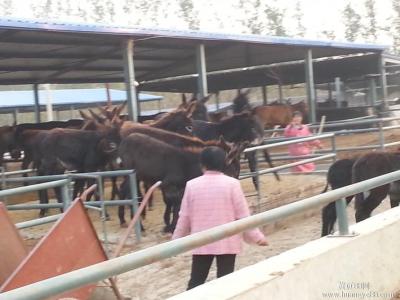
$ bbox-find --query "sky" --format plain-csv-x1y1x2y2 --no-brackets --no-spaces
0,0,396,45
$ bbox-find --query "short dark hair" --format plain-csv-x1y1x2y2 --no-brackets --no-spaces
200,146,226,171
292,111,303,118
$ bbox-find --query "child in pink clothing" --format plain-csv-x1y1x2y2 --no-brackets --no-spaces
173,146,267,290
284,111,322,173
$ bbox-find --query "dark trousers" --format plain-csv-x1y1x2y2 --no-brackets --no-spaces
187,254,236,290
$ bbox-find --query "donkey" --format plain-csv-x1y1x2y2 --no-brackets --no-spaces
36,119,122,217
321,152,400,236
230,90,281,188
117,123,241,226
119,132,245,233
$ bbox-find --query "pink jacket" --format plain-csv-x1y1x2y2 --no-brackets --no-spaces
284,124,321,172
284,124,321,156
172,171,265,255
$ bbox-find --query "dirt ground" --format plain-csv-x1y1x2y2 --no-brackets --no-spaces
5,130,400,299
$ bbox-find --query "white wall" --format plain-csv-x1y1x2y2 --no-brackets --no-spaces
169,207,400,300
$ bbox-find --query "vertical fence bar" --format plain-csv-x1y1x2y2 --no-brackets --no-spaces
378,121,385,150
60,180,71,211
334,198,350,235
254,150,261,213
331,134,337,163
97,176,110,256
128,172,141,242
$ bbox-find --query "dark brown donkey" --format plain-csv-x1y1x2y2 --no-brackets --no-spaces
119,132,245,233
321,152,400,236
231,90,281,189
118,124,244,227
35,119,122,217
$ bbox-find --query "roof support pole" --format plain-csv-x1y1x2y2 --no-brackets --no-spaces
378,53,388,110
44,84,54,121
368,77,377,107
122,39,139,122
12,108,18,124
33,84,41,123
305,49,316,123
262,86,267,105
335,77,343,108
196,44,208,99
278,84,283,102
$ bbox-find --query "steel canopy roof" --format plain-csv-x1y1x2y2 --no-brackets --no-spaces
0,18,388,90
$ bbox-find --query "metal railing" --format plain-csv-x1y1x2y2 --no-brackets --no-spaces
240,133,336,211
0,169,141,250
2,169,400,300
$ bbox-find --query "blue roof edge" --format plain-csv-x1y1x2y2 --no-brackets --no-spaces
0,17,388,51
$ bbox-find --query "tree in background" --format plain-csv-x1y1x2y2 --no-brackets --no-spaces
178,0,199,30
342,2,362,42
363,0,377,42
263,2,287,36
320,30,336,40
392,0,400,54
0,0,12,16
293,1,306,38
238,0,263,34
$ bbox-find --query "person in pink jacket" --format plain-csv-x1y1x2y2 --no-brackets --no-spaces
284,111,322,173
173,146,268,290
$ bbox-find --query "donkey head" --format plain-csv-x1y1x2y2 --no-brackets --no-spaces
233,89,251,113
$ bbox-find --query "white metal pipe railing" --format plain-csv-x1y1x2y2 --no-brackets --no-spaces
2,170,400,300
244,133,334,153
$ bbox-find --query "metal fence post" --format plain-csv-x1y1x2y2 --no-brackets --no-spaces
60,180,71,211
128,172,141,242
331,134,337,163
334,198,350,236
96,176,110,256
1,167,7,204
255,150,261,212
378,121,385,150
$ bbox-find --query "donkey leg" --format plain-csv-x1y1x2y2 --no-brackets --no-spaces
263,149,280,181
321,202,337,236
111,176,119,200
117,178,128,227
72,178,85,199
355,185,389,222
244,152,258,190
38,189,49,218
170,202,182,233
163,203,172,233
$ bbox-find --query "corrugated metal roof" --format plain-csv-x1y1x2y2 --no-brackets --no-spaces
0,18,387,51
0,17,388,90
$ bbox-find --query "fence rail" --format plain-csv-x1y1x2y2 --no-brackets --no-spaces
2,169,400,300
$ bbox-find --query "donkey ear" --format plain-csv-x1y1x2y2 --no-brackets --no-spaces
242,88,251,96
116,101,127,116
185,101,197,118
190,93,197,102
97,105,110,118
79,110,92,120
89,109,106,123
181,93,187,105
201,95,211,103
